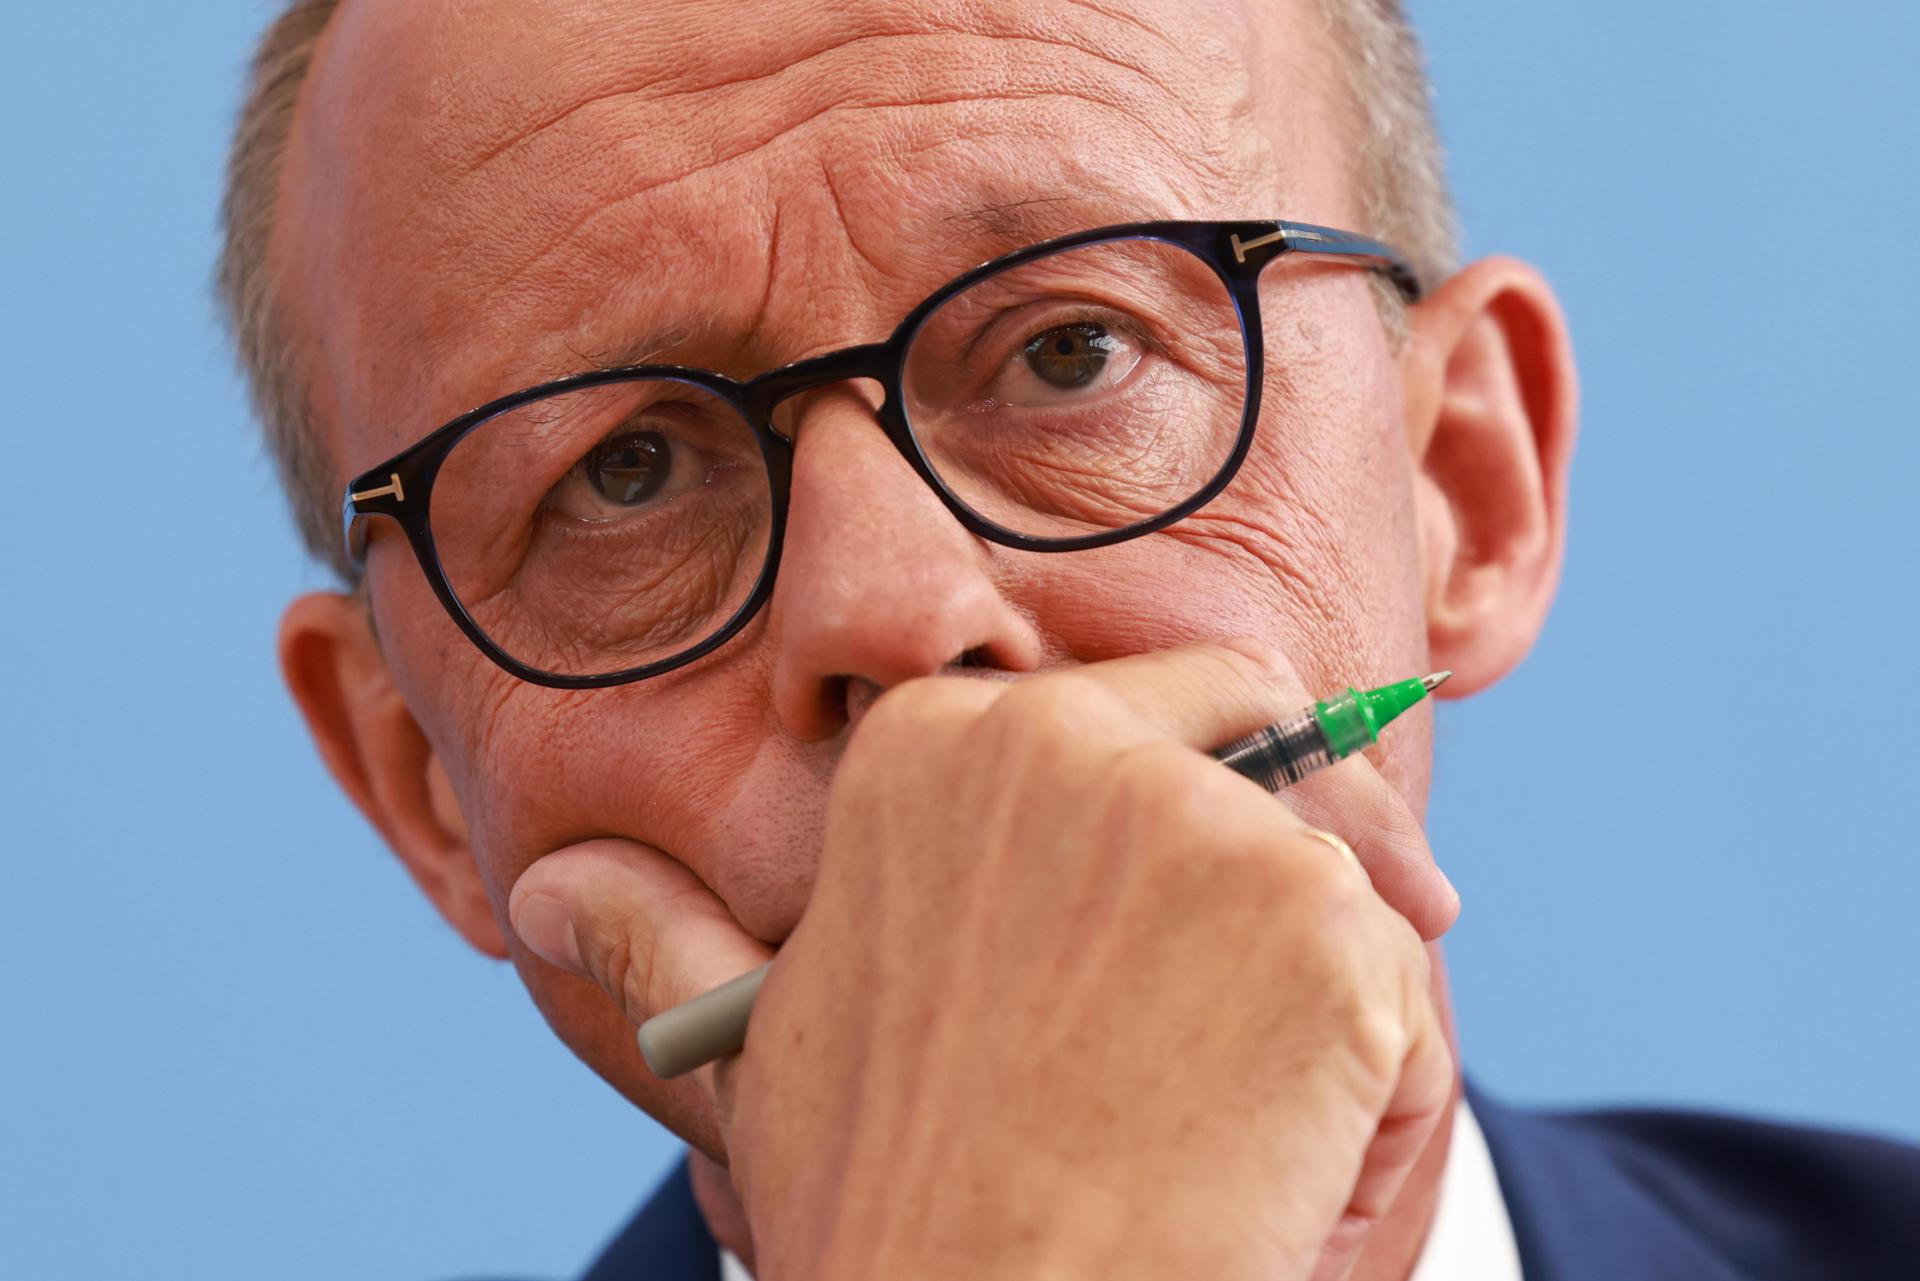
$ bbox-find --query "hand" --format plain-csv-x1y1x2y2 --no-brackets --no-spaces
509,641,1459,1281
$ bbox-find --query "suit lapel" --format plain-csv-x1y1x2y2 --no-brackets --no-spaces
1463,1072,1740,1280
579,1157,719,1281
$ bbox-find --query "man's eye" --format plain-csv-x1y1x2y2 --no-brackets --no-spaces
984,317,1147,406
1023,322,1118,389
586,430,673,506
545,427,706,525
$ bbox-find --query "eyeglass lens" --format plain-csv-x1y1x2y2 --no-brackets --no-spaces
903,237,1247,540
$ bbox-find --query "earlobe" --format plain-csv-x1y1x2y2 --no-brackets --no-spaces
278,591,509,959
1403,256,1579,697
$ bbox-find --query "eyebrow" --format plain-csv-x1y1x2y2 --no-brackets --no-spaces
563,322,707,375
946,192,1165,279
945,194,1103,246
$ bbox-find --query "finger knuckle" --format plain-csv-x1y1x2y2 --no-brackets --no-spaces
598,930,654,1026
1107,756,1297,911
966,672,1126,784
1100,739,1222,836
1303,951,1403,1085
1289,892,1431,1092
986,669,1109,740
1203,636,1293,686
1283,833,1373,922
1344,996,1413,1090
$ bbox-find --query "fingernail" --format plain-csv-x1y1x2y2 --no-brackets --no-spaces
514,893,585,975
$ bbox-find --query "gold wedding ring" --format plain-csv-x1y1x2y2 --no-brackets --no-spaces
1297,825,1367,879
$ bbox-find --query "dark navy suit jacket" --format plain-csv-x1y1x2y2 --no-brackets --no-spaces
559,1073,1920,1279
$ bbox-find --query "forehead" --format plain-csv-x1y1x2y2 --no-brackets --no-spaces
282,0,1351,464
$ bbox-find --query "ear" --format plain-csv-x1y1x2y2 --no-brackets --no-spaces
1400,256,1578,697
279,591,508,958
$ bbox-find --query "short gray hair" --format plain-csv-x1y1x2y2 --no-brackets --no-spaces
1315,0,1461,343
216,0,1458,582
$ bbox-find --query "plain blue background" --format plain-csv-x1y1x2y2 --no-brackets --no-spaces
4,3,1915,1278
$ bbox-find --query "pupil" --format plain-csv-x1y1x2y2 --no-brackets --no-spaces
1026,323,1111,389
589,430,670,506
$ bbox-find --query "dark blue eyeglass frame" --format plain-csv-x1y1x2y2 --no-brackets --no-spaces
341,218,1423,689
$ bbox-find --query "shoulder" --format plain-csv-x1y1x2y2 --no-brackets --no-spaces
1467,1075,1920,1280
439,1159,716,1281
576,1157,719,1281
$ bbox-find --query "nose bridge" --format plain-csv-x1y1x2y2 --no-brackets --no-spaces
748,342,895,434
765,353,1043,738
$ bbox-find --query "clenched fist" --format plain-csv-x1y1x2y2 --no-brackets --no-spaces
510,641,1460,1281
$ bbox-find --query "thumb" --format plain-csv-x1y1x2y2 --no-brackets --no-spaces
507,838,774,1034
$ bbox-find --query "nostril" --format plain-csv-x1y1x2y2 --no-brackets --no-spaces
842,675,882,729
841,652,1023,732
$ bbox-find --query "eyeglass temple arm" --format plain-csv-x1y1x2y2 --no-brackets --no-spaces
1231,221,1425,303
340,469,408,575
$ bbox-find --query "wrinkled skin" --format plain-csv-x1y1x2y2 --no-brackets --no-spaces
272,1,1576,1277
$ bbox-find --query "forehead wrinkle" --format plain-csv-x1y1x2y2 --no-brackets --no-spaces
1058,0,1183,48
416,0,1246,179
457,25,1201,183
472,88,1233,305
425,171,1168,420
497,181,1163,401
421,6,1262,301
445,116,1260,410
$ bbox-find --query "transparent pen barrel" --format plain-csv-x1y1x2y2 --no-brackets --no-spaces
1212,710,1331,792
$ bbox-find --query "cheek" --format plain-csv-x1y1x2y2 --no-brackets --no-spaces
1007,294,1427,702
404,623,793,915
370,561,616,881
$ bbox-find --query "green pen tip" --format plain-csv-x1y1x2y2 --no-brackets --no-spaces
1314,671,1448,760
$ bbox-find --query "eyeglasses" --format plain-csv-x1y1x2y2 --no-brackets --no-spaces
341,219,1421,689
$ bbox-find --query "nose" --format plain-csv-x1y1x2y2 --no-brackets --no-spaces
764,383,1043,740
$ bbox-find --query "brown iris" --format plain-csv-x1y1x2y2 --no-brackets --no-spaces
1023,322,1116,389
586,430,671,506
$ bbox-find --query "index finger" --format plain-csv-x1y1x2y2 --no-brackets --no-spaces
1080,639,1460,939
1078,637,1315,752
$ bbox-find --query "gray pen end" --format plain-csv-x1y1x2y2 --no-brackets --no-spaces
636,962,770,1079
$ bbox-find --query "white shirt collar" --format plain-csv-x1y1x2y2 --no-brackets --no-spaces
718,1094,1521,1280
1408,1092,1525,1281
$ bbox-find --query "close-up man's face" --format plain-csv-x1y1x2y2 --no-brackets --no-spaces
273,0,1568,1166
